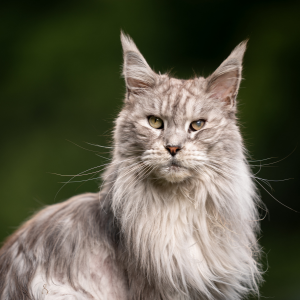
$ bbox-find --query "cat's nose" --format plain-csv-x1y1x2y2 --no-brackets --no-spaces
166,145,181,156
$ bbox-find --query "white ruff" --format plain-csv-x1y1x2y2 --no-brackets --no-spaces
111,158,261,300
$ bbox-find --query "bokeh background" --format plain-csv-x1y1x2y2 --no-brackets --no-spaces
1,0,299,298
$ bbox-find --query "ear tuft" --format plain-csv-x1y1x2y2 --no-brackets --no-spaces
121,31,156,93
120,31,140,54
206,40,248,107
228,40,248,62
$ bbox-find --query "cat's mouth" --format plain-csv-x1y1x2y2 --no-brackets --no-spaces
169,160,184,171
153,159,190,183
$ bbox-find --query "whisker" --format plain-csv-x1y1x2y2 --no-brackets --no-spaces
59,176,101,184
50,158,133,177
66,139,103,154
253,163,262,176
86,141,147,152
85,142,114,149
260,178,293,182
100,161,142,189
54,157,136,200
114,163,150,196
254,177,273,190
251,147,297,167
49,170,106,177
75,171,100,192
104,163,145,202
95,155,111,160
247,157,277,162
254,179,298,212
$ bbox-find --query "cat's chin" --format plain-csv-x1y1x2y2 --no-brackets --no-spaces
157,165,191,183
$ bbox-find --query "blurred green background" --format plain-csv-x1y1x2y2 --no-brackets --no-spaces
1,0,299,298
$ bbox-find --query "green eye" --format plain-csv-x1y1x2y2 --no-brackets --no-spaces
149,116,164,129
190,119,205,131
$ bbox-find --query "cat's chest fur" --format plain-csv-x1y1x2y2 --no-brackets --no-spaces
114,179,218,298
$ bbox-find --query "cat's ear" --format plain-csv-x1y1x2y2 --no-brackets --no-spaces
121,32,156,94
205,40,248,108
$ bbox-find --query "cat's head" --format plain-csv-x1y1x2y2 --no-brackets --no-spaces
114,32,247,184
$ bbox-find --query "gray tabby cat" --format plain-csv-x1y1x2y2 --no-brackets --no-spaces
0,33,262,300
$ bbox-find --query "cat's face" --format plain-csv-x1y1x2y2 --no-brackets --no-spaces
115,33,246,183
116,77,242,183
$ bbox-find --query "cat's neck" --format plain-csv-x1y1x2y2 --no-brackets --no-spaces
103,158,260,299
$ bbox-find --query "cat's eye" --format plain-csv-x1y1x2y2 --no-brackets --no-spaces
190,119,205,131
148,116,164,129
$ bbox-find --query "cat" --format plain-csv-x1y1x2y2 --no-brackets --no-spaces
0,32,262,300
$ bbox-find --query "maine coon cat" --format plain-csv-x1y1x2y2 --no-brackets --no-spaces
0,33,262,300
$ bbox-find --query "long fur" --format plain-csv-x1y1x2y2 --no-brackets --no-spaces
0,33,262,300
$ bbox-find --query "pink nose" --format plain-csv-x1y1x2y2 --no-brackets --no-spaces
166,146,181,156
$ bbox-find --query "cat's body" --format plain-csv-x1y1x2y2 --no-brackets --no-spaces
0,193,127,300
0,34,262,300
